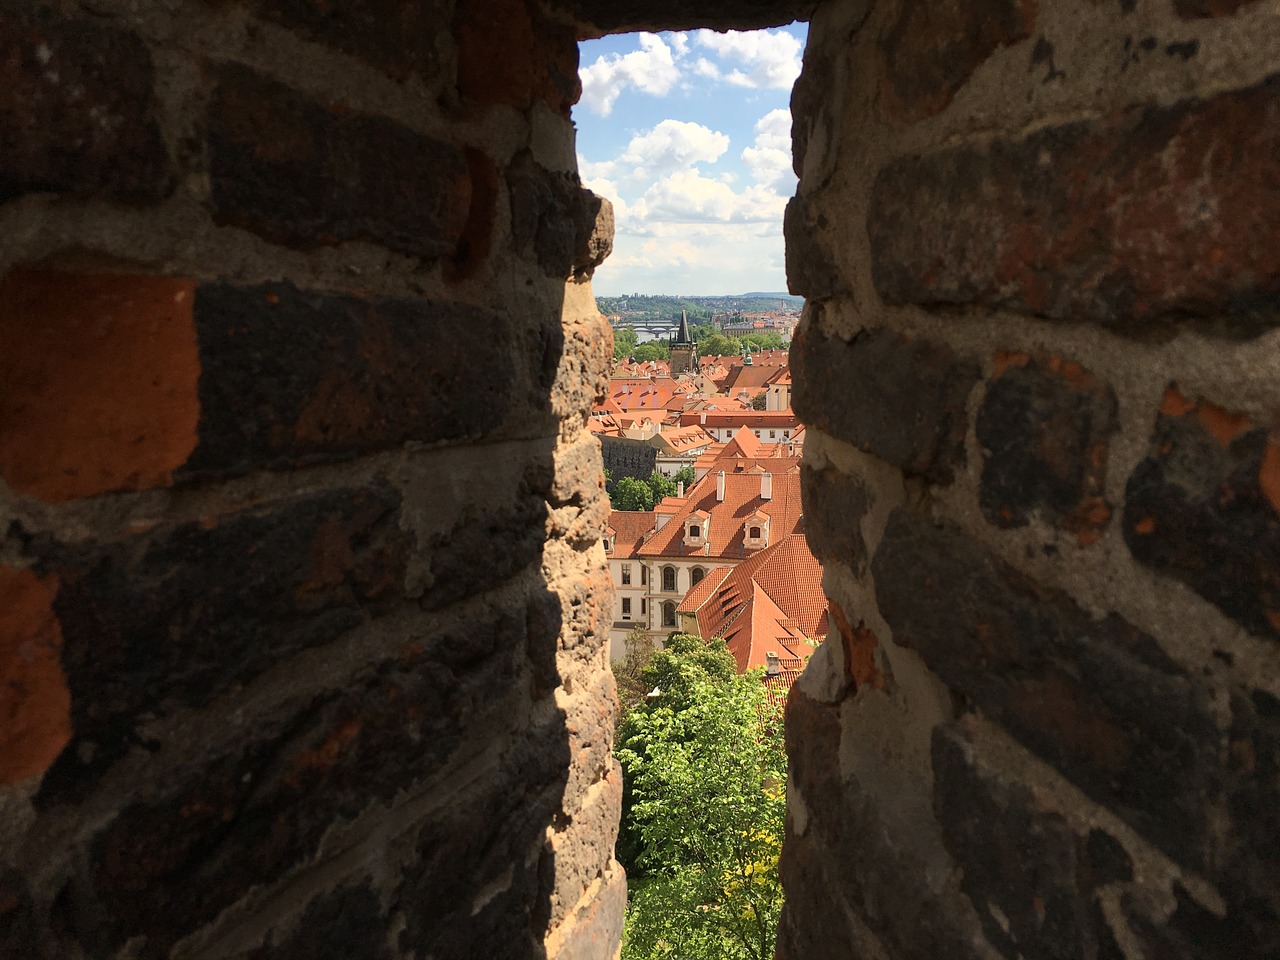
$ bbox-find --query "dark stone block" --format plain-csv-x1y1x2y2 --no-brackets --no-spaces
569,0,815,33
251,883,392,959
78,608,530,957
1123,387,1280,640
792,324,980,483
183,281,514,476
0,9,170,204
509,158,609,278
0,868,41,960
977,354,1117,541
1175,0,1263,16
784,196,843,300
869,74,1280,333
800,465,871,574
207,65,469,257
35,484,411,802
254,0,449,83
873,508,1222,870
878,0,1036,121
454,0,579,114
933,723,1123,960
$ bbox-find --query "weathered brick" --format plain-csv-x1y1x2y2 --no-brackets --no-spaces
1175,0,1262,17
933,723,1125,960
977,353,1117,541
0,566,70,785
0,9,170,204
34,484,411,802
0,271,198,502
454,0,579,114
1123,387,1280,640
873,508,1222,870
250,882,392,960
182,282,513,477
869,74,1280,332
79,608,531,956
878,0,1035,121
792,325,980,482
207,65,469,258
509,159,611,278
784,196,844,300
800,465,871,573
253,0,449,83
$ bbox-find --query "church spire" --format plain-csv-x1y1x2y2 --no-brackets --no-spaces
675,310,692,344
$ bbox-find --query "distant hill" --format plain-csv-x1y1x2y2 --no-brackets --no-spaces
596,293,803,321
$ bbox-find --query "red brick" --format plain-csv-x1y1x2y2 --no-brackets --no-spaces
0,566,70,784
183,282,514,477
0,9,170,204
207,65,469,258
977,353,1117,540
454,0,580,114
1123,387,1280,640
869,74,1280,332
878,0,1035,122
0,271,199,502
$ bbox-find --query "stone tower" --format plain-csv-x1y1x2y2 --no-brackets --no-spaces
669,310,698,376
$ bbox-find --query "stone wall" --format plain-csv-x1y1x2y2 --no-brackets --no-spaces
0,1,623,956
785,0,1280,957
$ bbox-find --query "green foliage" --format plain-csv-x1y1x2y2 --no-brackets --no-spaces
617,635,786,960
750,390,767,411
614,326,639,360
672,465,696,489
632,341,670,362
648,470,677,502
612,626,658,718
614,476,656,511
700,333,740,358
740,331,785,352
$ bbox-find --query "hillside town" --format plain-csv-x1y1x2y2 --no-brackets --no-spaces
595,312,822,697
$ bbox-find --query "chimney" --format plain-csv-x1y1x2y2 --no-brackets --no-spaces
766,651,781,676
716,471,725,502
677,481,685,497
761,472,773,500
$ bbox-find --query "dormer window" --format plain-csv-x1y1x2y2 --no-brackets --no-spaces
744,512,770,549
603,535,614,553
749,526,761,539
683,510,710,550
688,524,700,538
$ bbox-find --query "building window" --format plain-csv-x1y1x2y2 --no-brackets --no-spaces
662,602,676,627
769,430,776,438
691,567,706,586
688,524,700,538
622,597,631,619
749,526,762,539
641,565,648,585
621,563,632,585
641,599,647,614
662,566,677,592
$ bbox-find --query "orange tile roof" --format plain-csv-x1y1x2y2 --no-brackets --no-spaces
637,470,804,562
679,411,799,429
678,533,827,674
606,510,657,556
657,425,716,453
721,425,765,459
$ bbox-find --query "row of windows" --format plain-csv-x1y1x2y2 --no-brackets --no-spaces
620,597,676,627
620,564,707,591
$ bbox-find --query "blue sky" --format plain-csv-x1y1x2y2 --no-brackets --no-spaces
575,25,807,296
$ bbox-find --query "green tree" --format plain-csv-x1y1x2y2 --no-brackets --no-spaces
741,331,785,352
613,326,639,360
672,465,696,489
614,476,656,511
612,626,658,718
701,333,741,358
647,470,676,503
750,390,767,411
632,341,670,362
618,635,786,960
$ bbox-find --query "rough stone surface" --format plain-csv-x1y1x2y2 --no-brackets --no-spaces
1124,387,1280,640
33,484,411,802
567,0,816,34
0,9,170,205
183,282,513,476
977,353,1117,541
877,0,1036,122
455,0,580,113
249,882,393,959
800,465,870,573
874,507,1222,871
934,723,1121,960
208,65,470,258
869,74,1280,332
792,324,980,482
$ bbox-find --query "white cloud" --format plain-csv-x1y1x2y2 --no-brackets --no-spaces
582,119,729,183
579,33,681,116
693,29,803,89
633,170,786,224
741,108,795,191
